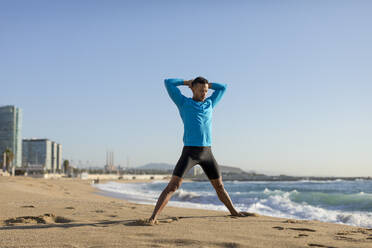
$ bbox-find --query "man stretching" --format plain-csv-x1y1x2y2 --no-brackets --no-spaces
147,77,250,225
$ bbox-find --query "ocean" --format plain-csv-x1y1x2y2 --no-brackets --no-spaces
94,179,372,228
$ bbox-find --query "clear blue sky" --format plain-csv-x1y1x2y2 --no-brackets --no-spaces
1,0,371,176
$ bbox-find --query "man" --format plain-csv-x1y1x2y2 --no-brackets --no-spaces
147,77,250,225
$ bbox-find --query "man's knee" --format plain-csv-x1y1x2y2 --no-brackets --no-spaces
215,183,224,193
212,179,225,193
166,180,181,193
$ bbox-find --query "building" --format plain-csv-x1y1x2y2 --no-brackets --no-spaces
0,105,22,168
51,141,57,173
22,139,51,171
57,143,62,171
104,150,116,172
22,139,62,173
191,165,203,176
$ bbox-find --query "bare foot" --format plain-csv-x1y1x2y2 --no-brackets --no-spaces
147,218,158,225
135,218,159,226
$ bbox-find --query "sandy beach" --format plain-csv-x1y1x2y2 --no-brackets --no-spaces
1,177,371,248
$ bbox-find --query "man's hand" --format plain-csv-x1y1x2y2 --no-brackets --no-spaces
184,79,193,89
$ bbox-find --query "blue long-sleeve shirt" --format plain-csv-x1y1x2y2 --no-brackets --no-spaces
164,78,227,146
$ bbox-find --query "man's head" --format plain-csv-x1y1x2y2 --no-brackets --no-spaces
191,76,209,102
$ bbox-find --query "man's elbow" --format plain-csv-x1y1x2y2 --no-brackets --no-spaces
211,82,227,91
164,79,173,89
219,83,227,92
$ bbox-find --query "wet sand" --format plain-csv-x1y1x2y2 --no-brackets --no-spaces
1,176,371,248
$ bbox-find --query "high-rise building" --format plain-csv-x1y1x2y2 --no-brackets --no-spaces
57,143,62,171
104,150,116,172
51,141,57,173
0,105,22,168
22,139,51,170
22,139,62,172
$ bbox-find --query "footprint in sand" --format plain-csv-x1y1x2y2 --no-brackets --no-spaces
295,233,309,238
288,227,316,232
334,228,372,242
65,207,75,210
4,213,73,225
137,233,156,237
283,219,309,224
273,226,316,232
334,236,354,241
273,226,285,230
308,244,337,248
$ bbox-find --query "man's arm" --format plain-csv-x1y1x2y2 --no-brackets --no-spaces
164,78,187,108
207,82,227,108
184,79,193,88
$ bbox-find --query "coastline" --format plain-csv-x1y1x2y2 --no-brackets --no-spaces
1,177,371,248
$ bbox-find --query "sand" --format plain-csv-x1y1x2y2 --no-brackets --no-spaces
1,177,371,248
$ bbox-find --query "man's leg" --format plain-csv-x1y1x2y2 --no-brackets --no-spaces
147,147,197,224
210,177,241,216
148,175,183,224
198,148,243,216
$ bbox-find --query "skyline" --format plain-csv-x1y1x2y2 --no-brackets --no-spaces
1,1,371,177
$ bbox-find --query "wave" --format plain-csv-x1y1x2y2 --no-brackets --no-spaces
296,179,346,183
261,187,372,211
247,192,372,228
292,192,372,211
172,189,201,201
263,188,299,195
94,181,372,228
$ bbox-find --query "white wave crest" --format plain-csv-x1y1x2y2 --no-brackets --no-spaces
94,181,372,228
246,192,372,228
173,189,201,201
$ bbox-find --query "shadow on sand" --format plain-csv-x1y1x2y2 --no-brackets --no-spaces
0,215,236,230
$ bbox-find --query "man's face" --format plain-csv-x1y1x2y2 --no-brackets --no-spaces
191,83,209,102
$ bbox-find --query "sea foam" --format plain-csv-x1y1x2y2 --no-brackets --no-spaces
94,181,372,228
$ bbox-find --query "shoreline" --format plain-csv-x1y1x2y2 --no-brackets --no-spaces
94,179,372,229
1,176,372,247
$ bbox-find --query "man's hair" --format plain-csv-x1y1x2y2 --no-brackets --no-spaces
192,76,209,87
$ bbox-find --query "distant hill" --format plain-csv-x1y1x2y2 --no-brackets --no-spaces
136,163,246,174
136,163,174,171
219,165,246,174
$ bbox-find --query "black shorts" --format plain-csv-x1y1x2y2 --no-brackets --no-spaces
172,146,221,180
